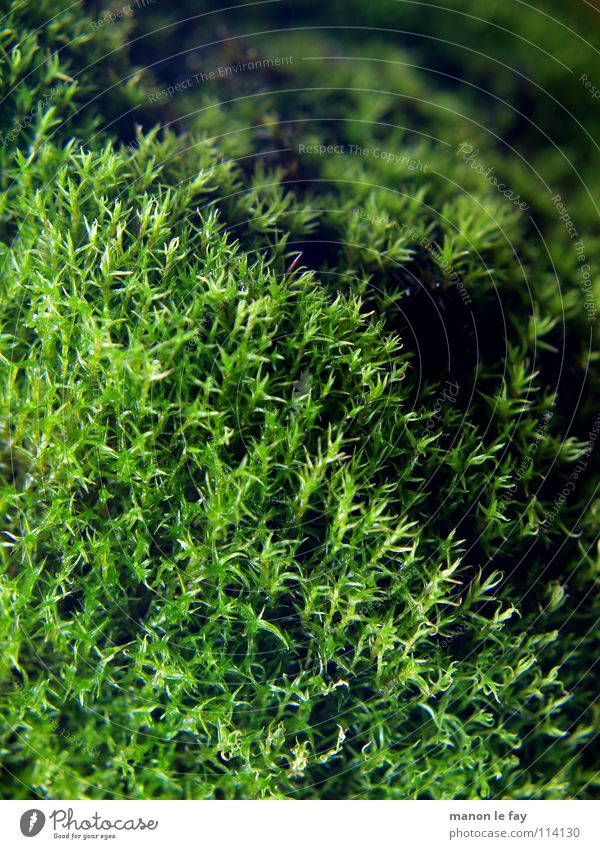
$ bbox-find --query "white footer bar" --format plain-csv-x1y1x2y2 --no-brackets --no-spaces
0,800,597,848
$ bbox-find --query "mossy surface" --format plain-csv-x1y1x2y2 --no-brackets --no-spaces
0,0,598,799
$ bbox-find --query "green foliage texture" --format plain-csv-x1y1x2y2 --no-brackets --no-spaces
0,0,598,799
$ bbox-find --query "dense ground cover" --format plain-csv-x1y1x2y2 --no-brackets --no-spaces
0,0,598,798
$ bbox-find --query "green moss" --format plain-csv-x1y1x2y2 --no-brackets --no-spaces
0,0,598,799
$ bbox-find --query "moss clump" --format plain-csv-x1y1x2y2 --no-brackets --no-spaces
0,0,598,799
